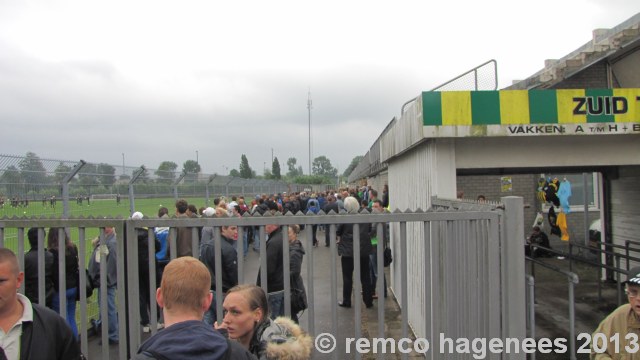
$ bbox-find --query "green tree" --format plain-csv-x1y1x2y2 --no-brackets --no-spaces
229,169,240,177
53,162,72,184
286,157,302,177
155,161,178,184
272,157,281,180
292,175,332,184
97,163,116,186
343,155,363,177
19,152,48,185
182,160,201,175
239,155,253,179
312,155,337,177
0,165,22,194
78,163,99,189
182,160,201,183
0,165,21,183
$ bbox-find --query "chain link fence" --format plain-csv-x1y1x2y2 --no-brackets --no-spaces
0,153,337,218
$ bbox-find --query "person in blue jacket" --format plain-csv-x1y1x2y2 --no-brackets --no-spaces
134,256,253,360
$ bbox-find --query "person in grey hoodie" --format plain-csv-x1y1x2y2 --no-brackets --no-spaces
134,256,254,360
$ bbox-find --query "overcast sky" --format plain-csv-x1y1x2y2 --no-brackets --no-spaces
1,0,638,175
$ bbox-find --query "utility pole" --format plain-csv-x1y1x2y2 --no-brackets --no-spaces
307,89,312,175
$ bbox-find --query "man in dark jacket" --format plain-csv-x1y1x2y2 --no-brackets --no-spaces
322,195,341,247
337,197,373,308
256,201,285,319
0,248,80,360
200,214,239,325
134,257,251,360
23,227,54,307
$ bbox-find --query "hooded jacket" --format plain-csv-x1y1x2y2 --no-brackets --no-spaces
249,317,312,360
134,320,229,360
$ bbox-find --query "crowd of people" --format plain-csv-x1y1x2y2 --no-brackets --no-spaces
8,184,392,359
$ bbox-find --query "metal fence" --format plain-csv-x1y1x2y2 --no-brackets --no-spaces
0,153,338,217
0,198,523,360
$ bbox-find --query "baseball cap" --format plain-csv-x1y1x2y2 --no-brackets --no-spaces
627,267,640,285
203,207,216,217
131,211,144,220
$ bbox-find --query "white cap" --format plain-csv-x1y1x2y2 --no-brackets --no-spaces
203,207,216,217
131,211,144,220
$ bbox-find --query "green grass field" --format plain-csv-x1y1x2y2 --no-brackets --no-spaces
1,196,209,324
1,196,209,251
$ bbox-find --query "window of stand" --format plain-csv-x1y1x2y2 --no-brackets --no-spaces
541,173,600,212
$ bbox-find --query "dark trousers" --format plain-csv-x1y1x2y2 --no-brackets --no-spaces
139,267,150,325
341,256,373,306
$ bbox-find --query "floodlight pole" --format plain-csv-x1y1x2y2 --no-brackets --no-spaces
128,166,146,215
173,171,188,201
62,160,86,218
206,174,217,206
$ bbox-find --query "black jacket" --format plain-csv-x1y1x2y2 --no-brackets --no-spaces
256,228,284,293
322,202,340,215
289,240,306,313
20,302,81,360
24,248,54,306
200,235,239,293
337,222,372,258
50,245,79,290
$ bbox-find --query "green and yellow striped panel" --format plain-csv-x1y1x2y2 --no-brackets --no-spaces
422,89,640,126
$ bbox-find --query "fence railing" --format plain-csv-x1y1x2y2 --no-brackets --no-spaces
1,202,518,360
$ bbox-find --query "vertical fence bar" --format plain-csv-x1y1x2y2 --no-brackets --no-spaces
126,219,141,351
353,223,362,360
616,255,622,306
306,219,315,336
214,227,224,322
78,227,88,358
115,222,128,360
97,228,109,360
500,196,526,353
237,225,245,284
283,224,291,318
400,221,408,360
35,228,45,305
57,227,67,320
259,225,267,294
376,222,384,341
329,223,338,360
525,274,536,360
569,277,577,360
148,228,159,335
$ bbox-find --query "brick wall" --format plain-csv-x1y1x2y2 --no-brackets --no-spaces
551,61,613,89
457,174,600,245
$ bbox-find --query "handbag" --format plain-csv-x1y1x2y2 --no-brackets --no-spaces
76,268,94,301
383,246,393,267
291,287,307,313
